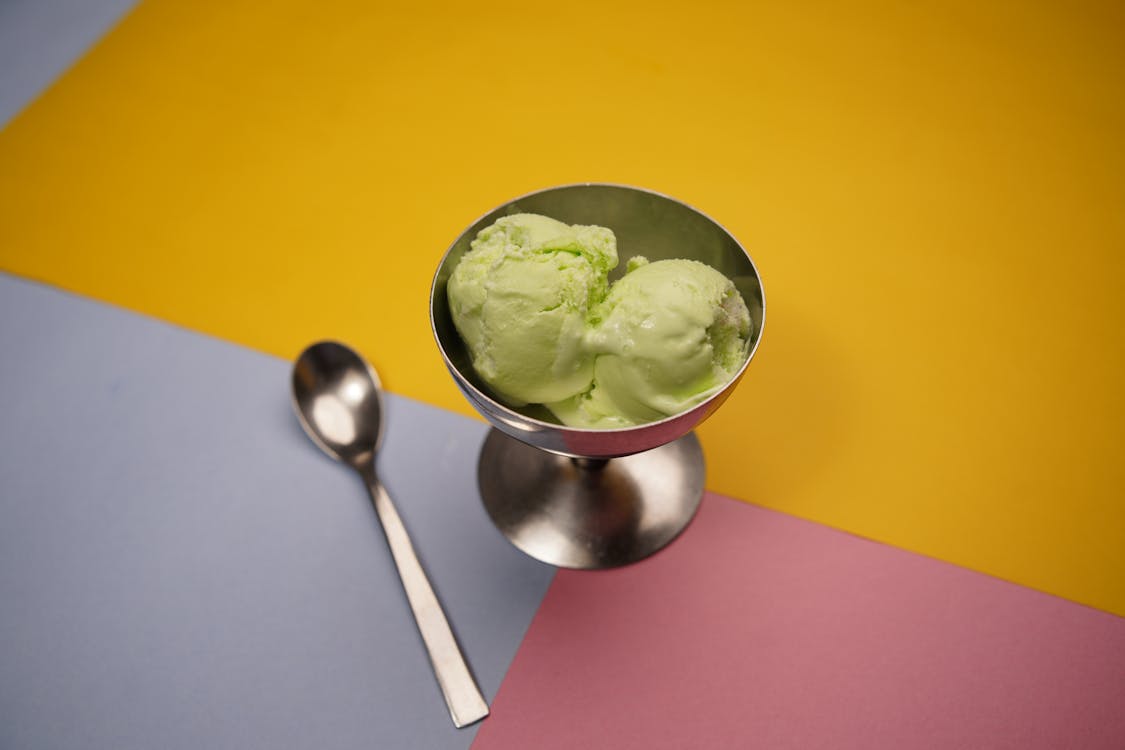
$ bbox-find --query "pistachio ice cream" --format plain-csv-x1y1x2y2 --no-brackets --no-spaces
547,257,750,428
447,213,751,428
446,213,616,406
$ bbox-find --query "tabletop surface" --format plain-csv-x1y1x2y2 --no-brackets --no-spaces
2,1,1123,748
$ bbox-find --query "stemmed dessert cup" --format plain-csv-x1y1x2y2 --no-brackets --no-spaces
430,184,765,569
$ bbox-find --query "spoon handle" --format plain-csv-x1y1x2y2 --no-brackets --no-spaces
361,469,490,728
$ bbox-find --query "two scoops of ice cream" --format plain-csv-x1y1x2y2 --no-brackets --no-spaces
446,213,752,429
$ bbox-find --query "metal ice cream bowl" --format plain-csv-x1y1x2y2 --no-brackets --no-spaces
430,182,765,459
429,183,765,569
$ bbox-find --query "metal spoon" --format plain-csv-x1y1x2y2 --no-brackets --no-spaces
291,340,489,728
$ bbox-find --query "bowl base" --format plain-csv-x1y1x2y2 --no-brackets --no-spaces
477,429,705,569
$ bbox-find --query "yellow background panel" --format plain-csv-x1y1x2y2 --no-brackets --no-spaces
2,0,1123,615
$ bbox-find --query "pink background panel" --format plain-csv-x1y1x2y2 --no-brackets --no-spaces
472,493,1125,750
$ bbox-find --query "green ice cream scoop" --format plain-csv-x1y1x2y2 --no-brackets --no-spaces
446,213,618,406
547,258,752,428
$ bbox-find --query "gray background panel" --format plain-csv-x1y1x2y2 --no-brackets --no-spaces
0,273,555,749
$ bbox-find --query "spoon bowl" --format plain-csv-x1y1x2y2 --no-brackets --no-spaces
292,341,384,466
291,340,489,728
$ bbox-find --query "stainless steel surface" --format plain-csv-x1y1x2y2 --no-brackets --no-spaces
478,429,705,569
429,183,764,567
291,341,489,729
